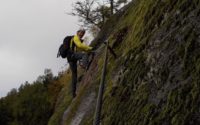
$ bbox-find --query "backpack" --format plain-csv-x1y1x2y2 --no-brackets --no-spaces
57,36,74,58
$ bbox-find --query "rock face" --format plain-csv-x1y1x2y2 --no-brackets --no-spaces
52,0,200,125
67,93,95,125
99,1,200,124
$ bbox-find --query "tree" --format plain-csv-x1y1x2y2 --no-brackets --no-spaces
107,0,129,13
110,0,114,15
7,88,17,96
44,69,53,80
71,0,113,29
70,0,129,30
0,99,12,125
71,0,99,27
36,69,54,85
0,68,62,125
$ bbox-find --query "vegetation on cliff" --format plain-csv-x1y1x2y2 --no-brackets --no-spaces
1,0,200,125
58,0,200,124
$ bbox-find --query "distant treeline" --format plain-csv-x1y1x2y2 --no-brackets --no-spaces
0,69,63,125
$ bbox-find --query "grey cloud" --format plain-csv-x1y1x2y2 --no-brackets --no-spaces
0,0,80,97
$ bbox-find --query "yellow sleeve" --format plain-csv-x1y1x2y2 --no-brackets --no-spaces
73,35,92,51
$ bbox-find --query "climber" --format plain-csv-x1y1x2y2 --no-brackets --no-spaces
66,29,93,98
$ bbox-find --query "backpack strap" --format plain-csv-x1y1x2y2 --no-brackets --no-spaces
70,36,76,51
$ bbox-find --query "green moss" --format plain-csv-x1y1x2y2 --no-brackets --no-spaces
171,113,185,125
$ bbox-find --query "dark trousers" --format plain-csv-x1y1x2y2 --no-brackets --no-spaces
67,52,88,97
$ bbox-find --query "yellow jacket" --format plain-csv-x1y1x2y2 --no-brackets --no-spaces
71,35,92,52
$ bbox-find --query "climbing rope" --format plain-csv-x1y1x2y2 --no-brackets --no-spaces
93,41,109,125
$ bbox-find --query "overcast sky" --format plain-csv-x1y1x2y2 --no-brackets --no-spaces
0,0,83,97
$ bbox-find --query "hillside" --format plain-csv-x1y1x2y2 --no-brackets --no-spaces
48,0,200,125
